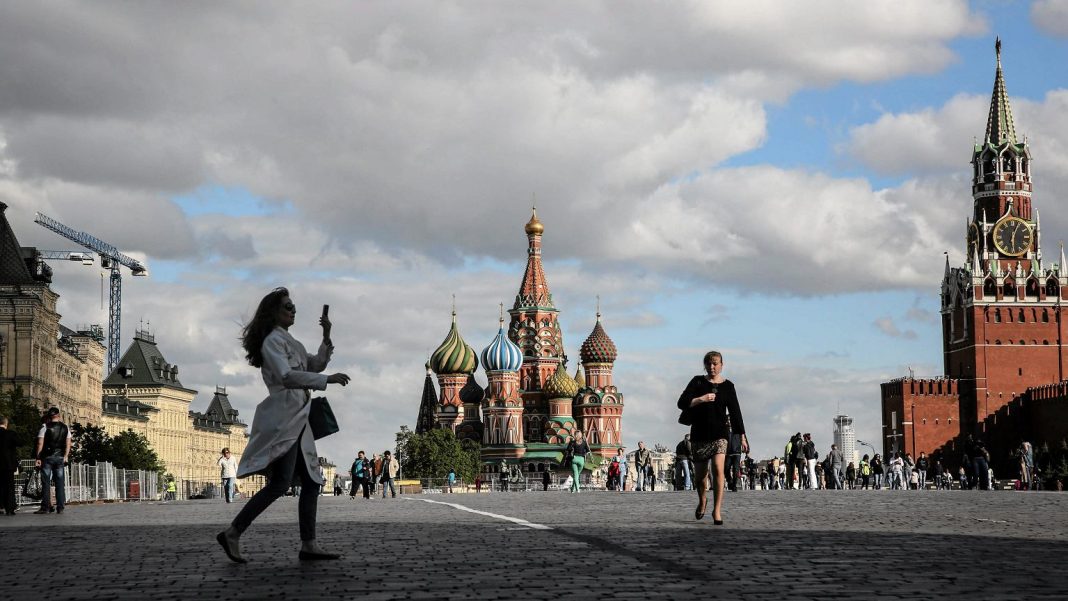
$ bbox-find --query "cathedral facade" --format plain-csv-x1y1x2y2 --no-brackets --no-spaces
881,41,1068,474
417,209,624,473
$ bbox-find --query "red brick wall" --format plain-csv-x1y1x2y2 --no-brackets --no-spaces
880,379,961,459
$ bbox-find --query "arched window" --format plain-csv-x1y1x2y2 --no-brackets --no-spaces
1043,310,1050,323
1044,340,1050,345
1048,279,1060,298
995,339,1002,345
1019,309,1026,322
995,309,1002,323
985,279,997,298
1026,279,1039,298
1003,153,1014,172
1004,280,1016,297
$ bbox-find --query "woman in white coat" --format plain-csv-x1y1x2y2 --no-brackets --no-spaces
217,288,350,563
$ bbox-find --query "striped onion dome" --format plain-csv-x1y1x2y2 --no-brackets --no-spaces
430,312,478,375
543,362,578,399
481,319,524,372
580,313,617,364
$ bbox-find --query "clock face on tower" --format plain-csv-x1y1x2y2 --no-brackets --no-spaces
992,217,1033,256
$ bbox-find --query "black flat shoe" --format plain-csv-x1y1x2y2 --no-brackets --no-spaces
713,519,724,526
299,550,341,561
216,531,247,564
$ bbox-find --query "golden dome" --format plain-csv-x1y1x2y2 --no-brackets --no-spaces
524,207,544,235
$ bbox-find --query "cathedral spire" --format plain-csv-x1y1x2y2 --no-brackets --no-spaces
985,37,1017,146
515,206,553,309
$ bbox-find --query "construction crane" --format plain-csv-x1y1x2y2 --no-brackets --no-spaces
35,250,96,266
34,212,148,373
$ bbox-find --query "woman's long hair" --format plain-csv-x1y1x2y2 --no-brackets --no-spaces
242,287,289,368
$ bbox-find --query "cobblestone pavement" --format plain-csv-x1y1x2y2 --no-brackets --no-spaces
1,489,1065,600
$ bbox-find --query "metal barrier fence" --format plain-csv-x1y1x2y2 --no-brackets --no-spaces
15,460,163,505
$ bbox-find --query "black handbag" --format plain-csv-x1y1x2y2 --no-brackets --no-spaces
22,468,43,500
678,407,693,426
308,396,339,440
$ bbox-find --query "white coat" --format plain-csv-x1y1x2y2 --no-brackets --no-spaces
237,326,332,485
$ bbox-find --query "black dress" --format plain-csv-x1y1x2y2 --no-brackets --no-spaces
676,376,745,461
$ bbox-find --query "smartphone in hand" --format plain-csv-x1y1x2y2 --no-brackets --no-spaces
321,304,332,344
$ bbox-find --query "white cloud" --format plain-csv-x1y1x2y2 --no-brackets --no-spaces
1031,0,1068,37
0,1,991,460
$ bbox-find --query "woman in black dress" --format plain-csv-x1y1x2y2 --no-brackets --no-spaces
677,351,748,524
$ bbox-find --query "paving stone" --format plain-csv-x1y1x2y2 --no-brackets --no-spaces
0,489,1064,599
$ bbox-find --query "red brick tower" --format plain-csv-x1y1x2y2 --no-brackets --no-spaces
508,208,564,443
883,40,1068,463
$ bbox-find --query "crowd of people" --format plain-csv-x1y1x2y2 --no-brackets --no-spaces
341,450,401,499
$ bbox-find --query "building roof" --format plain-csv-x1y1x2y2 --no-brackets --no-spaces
579,313,618,364
514,208,555,310
415,362,438,434
101,394,157,422
0,202,36,285
985,38,1017,147
430,312,478,375
103,329,195,392
481,320,523,372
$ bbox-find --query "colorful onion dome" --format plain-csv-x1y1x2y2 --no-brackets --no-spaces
481,318,524,372
430,312,478,375
580,313,617,364
573,363,586,388
544,362,578,399
459,374,484,405
524,206,544,235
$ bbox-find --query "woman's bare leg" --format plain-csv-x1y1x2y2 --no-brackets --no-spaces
694,458,710,517
711,453,726,522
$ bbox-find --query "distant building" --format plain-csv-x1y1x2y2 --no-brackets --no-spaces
833,415,858,466
103,330,262,496
0,202,105,426
420,209,625,474
880,41,1068,475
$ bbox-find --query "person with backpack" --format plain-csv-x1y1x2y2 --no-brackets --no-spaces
859,455,872,489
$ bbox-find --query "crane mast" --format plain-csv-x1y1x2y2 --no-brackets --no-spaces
34,212,148,373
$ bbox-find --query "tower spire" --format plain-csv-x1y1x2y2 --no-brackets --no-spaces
986,36,1017,146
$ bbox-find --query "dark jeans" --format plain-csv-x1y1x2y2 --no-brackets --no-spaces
972,457,991,490
1,469,15,514
40,456,65,511
231,437,320,541
725,454,741,491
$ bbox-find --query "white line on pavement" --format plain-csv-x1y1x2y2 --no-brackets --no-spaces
404,497,553,530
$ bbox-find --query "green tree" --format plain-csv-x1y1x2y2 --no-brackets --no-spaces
400,428,480,482
109,429,165,472
70,423,111,464
0,386,44,461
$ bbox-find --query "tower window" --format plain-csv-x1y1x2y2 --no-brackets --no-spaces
994,310,1001,323
1019,368,1023,376
1019,309,1025,322
1043,310,1050,323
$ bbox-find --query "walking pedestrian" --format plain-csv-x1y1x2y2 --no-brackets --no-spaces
676,350,748,524
871,454,884,490
0,416,19,515
216,287,350,563
542,470,551,491
968,436,991,491
828,444,844,490
633,442,651,491
218,448,238,503
802,434,818,489
615,447,628,492
332,474,343,496
565,432,590,493
379,450,398,498
845,462,856,490
34,407,70,515
351,451,370,499
916,452,929,490
675,435,693,491
859,455,871,489
446,468,456,493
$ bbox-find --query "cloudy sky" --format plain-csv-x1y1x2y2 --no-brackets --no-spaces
4,1,1068,464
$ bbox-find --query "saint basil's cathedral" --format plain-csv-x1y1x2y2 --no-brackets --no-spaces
881,41,1068,476
415,209,623,472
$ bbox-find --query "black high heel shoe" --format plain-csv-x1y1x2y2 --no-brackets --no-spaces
695,500,706,520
